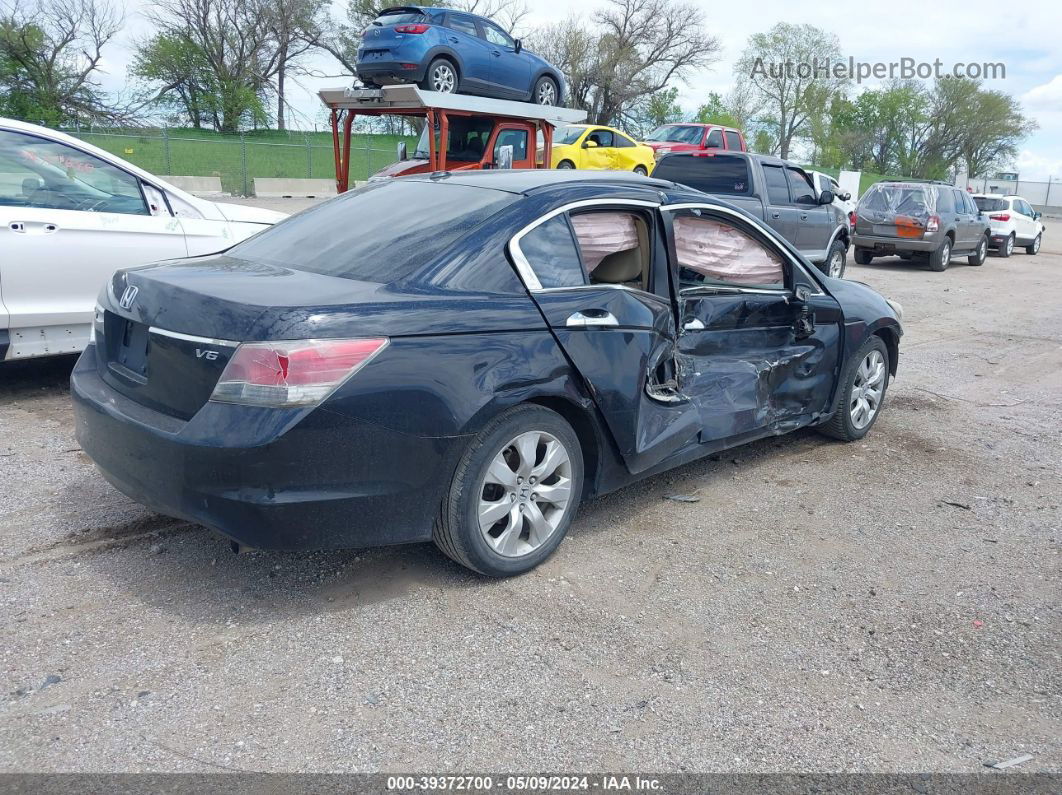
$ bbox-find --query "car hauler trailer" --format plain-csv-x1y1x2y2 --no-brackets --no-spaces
318,84,587,192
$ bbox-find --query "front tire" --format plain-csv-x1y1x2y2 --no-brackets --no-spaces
928,236,952,271
533,75,558,105
819,336,890,442
1026,234,1042,255
421,58,458,94
998,233,1014,258
968,235,987,266
557,160,575,169
434,405,584,577
854,248,874,265
822,239,847,278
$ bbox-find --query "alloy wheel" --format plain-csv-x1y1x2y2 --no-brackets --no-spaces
536,80,556,105
850,350,886,430
829,249,844,277
431,63,456,93
1032,235,1041,253
1006,235,1014,256
478,430,573,558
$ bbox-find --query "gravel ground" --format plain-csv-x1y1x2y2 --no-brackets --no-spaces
1,207,1059,773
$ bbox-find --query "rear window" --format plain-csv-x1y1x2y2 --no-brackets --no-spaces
974,196,1007,212
859,183,935,216
653,154,750,195
372,11,426,25
228,181,515,282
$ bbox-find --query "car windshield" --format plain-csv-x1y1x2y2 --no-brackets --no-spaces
227,181,516,282
860,184,934,217
556,126,586,145
974,196,1007,212
414,117,495,162
646,125,703,144
371,11,425,25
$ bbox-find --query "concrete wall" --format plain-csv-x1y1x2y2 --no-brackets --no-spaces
161,175,225,195
253,178,338,198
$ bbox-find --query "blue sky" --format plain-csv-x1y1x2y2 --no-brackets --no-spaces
97,0,1062,178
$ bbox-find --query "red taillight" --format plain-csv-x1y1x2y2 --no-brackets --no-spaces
925,215,940,233
394,23,429,33
211,338,389,407
848,211,856,229
990,213,1010,222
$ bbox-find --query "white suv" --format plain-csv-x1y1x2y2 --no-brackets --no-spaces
971,193,1044,257
1,118,286,362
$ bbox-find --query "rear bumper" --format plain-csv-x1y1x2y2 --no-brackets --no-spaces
852,233,939,253
356,60,426,84
71,345,463,551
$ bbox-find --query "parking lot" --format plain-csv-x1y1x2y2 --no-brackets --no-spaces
1,218,1059,773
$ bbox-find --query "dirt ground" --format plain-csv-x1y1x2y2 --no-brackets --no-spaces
1,211,1059,773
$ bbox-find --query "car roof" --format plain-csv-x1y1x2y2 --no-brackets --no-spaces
404,169,675,195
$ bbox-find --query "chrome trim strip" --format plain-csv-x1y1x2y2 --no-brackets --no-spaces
148,327,240,347
680,285,789,297
660,202,826,295
508,198,661,292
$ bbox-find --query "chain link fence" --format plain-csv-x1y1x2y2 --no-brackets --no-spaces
60,127,416,196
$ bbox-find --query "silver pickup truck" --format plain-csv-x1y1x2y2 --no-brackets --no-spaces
652,151,851,278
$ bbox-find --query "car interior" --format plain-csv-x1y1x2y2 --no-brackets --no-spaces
570,211,650,290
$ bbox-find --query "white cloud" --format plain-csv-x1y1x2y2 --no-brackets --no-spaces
1022,75,1062,112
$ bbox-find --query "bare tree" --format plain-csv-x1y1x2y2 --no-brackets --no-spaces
531,0,720,124
0,0,125,123
259,0,328,129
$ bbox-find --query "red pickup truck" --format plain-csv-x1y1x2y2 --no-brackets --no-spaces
643,123,747,158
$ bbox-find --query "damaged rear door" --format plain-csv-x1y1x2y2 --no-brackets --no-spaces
510,200,701,474
661,203,843,441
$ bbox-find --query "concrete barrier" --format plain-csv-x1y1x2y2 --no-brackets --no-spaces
253,178,338,198
161,175,225,195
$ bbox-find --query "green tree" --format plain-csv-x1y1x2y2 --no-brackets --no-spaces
693,91,740,128
130,34,220,128
0,0,124,124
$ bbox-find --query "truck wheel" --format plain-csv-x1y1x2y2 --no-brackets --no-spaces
822,240,847,278
928,237,952,271
854,248,874,265
433,404,583,577
1026,234,1042,255
998,233,1014,258
422,58,458,94
968,235,987,266
533,76,558,105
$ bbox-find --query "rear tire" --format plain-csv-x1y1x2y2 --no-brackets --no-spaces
818,335,890,442
1026,234,1041,255
968,235,987,266
533,75,558,105
433,405,584,577
633,165,648,176
928,236,952,271
998,233,1014,258
854,248,874,265
421,58,458,94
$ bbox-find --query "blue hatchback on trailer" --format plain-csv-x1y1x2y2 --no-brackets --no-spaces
355,6,565,105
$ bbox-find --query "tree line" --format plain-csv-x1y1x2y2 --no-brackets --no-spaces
1,0,1034,178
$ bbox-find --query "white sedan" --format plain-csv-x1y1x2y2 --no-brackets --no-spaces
0,118,286,361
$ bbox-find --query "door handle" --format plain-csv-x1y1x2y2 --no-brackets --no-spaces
566,310,618,328
491,50,501,56
682,318,705,331
9,221,57,233
449,36,458,43
770,211,780,219
9,222,24,232
800,213,808,220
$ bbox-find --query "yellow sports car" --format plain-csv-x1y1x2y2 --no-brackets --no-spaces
550,125,656,175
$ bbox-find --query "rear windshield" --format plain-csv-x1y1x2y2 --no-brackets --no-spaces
371,11,426,25
646,125,703,144
652,154,751,195
227,181,515,282
974,196,1007,212
859,183,935,216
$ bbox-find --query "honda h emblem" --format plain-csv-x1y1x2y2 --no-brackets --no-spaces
119,285,139,310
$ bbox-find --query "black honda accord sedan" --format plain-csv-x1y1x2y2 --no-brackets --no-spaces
72,170,902,576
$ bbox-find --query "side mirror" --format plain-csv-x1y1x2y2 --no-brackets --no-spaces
583,139,598,148
793,285,812,303
1034,211,1042,220
514,38,522,53
818,190,835,205
495,144,514,170
397,141,408,162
